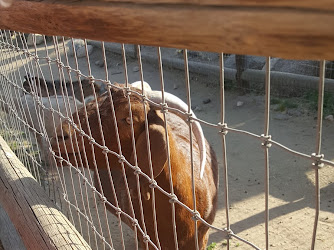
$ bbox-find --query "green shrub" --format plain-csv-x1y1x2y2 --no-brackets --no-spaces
304,90,334,117
207,242,217,250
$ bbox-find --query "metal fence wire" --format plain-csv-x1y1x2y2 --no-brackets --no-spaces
0,31,333,250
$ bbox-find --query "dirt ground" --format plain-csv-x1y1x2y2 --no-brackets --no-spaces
86,46,334,250
1,38,334,249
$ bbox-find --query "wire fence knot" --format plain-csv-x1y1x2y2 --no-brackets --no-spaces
65,117,72,123
223,228,234,238
133,166,142,175
149,179,157,189
115,207,122,216
74,168,81,175
118,155,126,164
88,75,95,83
160,103,169,113
55,59,64,68
35,99,42,106
75,70,82,77
132,218,139,227
186,112,193,123
88,138,96,145
139,94,146,103
100,196,107,203
311,153,324,169
102,146,109,155
63,193,68,200
64,65,71,72
191,211,201,221
169,194,178,203
105,81,113,89
261,134,272,148
78,129,85,137
218,122,228,135
143,235,150,243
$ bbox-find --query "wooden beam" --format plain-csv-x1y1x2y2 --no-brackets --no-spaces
0,1,334,60
0,203,26,250
0,135,91,250
25,0,334,11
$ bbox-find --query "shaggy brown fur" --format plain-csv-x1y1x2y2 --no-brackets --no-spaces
51,86,218,250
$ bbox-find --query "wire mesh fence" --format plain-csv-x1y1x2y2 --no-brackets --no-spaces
0,30,333,250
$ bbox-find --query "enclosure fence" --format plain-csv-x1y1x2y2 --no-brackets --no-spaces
1,1,334,250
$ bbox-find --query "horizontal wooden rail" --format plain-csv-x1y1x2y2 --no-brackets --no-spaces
24,0,334,11
0,1,334,60
0,135,91,250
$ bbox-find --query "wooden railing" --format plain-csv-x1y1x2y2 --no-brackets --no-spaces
0,0,334,60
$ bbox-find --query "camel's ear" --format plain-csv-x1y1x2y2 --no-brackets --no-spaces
132,110,168,179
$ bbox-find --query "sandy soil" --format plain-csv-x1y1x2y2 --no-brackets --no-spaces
1,38,334,249
89,46,334,250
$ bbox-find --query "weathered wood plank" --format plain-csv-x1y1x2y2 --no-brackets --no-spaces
0,135,91,250
25,0,334,11
1,1,334,60
0,203,26,250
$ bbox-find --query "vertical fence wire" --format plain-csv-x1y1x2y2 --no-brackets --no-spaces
100,41,128,250
219,52,231,249
0,34,28,169
28,35,61,193
183,49,200,250
104,79,141,250
13,33,47,183
0,32,37,177
53,36,86,237
60,36,95,246
101,41,128,250
0,31,42,181
82,38,115,249
69,37,102,248
136,44,162,249
311,60,325,250
36,35,59,200
62,36,108,246
69,38,107,248
19,32,62,206
156,47,179,250
47,36,78,230
120,43,141,250
47,36,79,231
123,44,151,250
38,34,70,214
0,34,33,174
264,56,271,250
74,48,102,247
30,34,73,223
